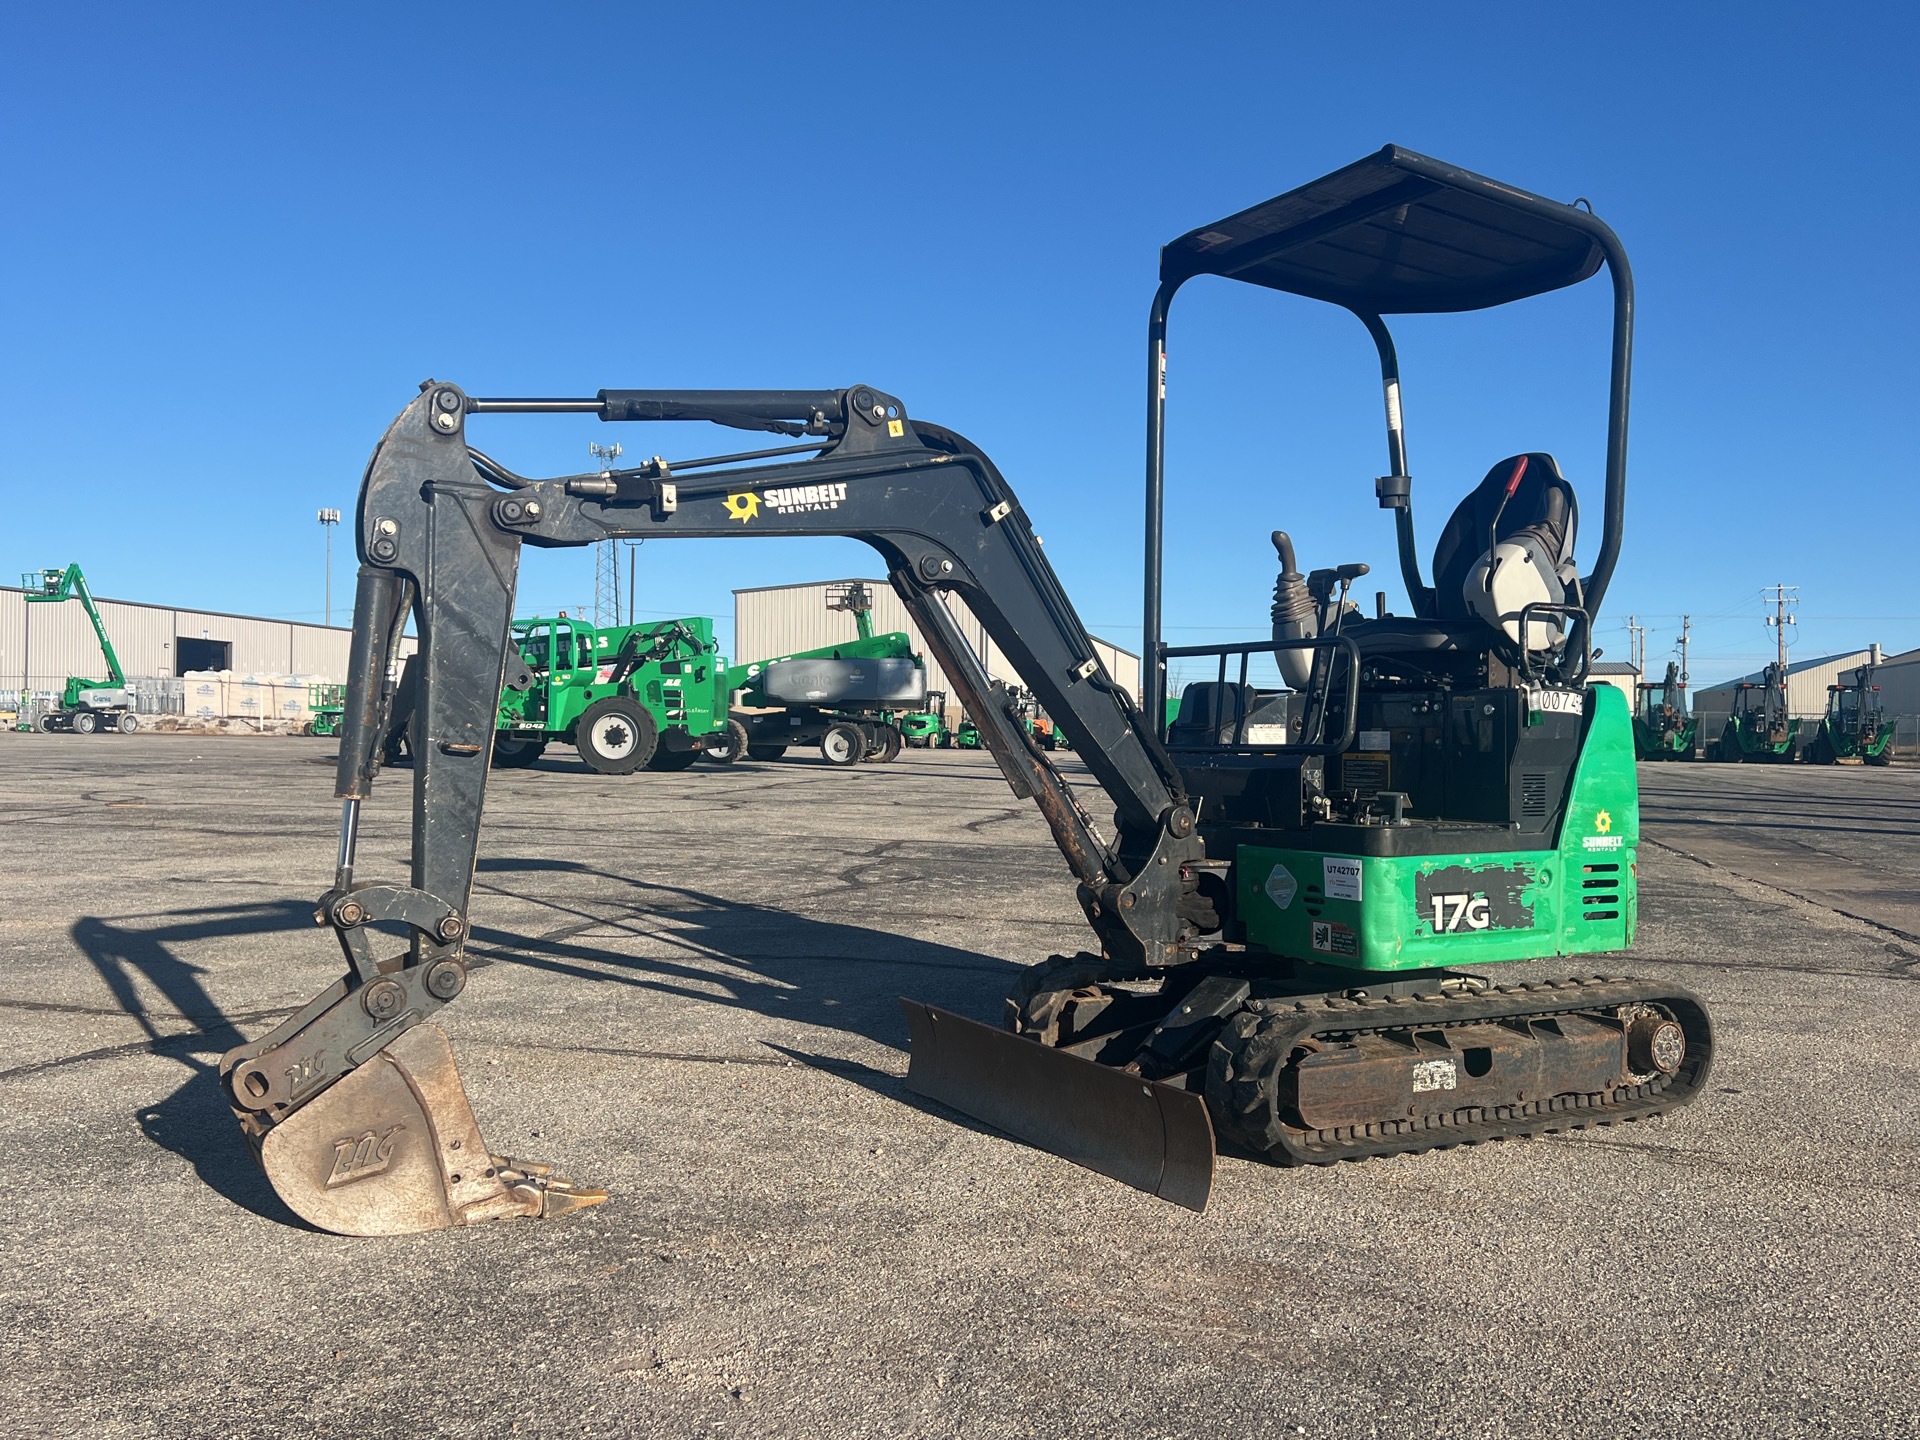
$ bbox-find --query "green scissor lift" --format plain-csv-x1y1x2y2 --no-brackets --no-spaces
18,564,138,734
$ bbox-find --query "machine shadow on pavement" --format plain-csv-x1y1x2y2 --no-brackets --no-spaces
65,900,318,1227
469,855,1026,1052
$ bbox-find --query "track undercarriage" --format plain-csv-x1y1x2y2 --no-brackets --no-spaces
1004,953,1711,1166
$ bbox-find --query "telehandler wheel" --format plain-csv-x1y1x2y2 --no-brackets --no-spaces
646,744,701,772
701,719,751,765
746,743,788,762
870,725,903,763
492,736,548,768
35,714,58,733
71,711,98,735
117,713,139,734
576,697,657,775
821,722,866,767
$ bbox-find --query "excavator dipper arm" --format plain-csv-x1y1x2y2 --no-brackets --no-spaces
221,382,1212,1234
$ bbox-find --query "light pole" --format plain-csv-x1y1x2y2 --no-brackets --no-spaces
318,509,341,626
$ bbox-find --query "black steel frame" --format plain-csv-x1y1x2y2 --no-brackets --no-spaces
1141,148,1635,723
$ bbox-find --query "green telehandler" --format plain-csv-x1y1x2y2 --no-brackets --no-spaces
18,564,138,734
1632,660,1696,761
492,613,729,772
1805,666,1894,765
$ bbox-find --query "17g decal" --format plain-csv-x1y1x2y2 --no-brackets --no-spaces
1429,892,1491,933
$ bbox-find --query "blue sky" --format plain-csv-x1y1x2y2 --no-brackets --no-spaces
4,4,1914,688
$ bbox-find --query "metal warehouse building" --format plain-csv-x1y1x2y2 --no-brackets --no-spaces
2,581,413,695
734,579,1139,721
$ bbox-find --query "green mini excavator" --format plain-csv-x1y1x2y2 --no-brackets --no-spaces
222,147,1710,1233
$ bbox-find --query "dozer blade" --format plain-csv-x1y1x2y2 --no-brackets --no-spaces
255,1023,605,1236
900,1000,1215,1211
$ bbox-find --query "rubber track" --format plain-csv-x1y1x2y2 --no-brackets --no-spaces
1210,975,1715,1166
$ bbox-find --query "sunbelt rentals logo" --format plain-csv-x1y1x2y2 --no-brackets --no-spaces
724,483,850,523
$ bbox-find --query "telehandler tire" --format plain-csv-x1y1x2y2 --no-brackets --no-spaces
702,719,751,765
869,725,903,763
118,713,139,734
821,722,865,767
747,743,788,762
492,736,548,768
72,711,98,735
576,697,657,775
646,743,701,772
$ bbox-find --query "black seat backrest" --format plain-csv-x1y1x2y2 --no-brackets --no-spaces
1430,453,1577,622
1169,682,1258,747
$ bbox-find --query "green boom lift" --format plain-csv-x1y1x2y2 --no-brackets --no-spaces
714,582,929,765
19,564,138,734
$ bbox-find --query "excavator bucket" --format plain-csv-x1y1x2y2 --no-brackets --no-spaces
244,1024,605,1236
899,1001,1216,1211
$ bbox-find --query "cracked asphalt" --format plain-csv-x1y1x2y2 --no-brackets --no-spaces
2,735,1916,1439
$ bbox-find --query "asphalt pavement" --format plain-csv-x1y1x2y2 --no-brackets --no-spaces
2,736,1916,1439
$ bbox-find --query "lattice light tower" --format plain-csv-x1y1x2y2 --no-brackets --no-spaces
589,443,623,627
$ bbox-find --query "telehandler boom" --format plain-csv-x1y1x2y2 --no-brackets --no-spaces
222,147,1710,1233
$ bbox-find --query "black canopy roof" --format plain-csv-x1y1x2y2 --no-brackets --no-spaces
1160,146,1608,314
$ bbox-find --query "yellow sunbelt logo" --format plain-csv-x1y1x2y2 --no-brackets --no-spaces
1594,809,1612,834
723,484,850,523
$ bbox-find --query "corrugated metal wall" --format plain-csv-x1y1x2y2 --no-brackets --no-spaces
1,584,416,692
733,578,1139,720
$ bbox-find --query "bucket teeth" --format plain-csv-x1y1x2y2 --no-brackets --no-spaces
510,1173,610,1218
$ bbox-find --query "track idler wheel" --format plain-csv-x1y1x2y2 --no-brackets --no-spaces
232,1023,605,1236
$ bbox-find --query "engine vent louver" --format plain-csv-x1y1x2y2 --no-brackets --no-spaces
1521,773,1549,818
1580,863,1621,922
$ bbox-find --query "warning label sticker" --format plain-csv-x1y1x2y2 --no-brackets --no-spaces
1264,864,1298,910
1412,1059,1458,1093
1310,920,1357,957
1322,857,1363,902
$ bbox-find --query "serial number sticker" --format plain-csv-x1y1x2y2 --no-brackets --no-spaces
1428,892,1492,933
1310,920,1357,957
1244,723,1289,744
1526,687,1585,715
1358,729,1392,751
1412,1059,1458,1093
1322,857,1362,902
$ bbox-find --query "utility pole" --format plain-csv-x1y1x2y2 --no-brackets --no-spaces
1625,615,1646,679
589,443,623,627
318,508,341,627
1678,613,1691,701
1763,583,1797,715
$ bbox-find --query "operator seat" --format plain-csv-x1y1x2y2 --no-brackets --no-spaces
1342,452,1578,660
